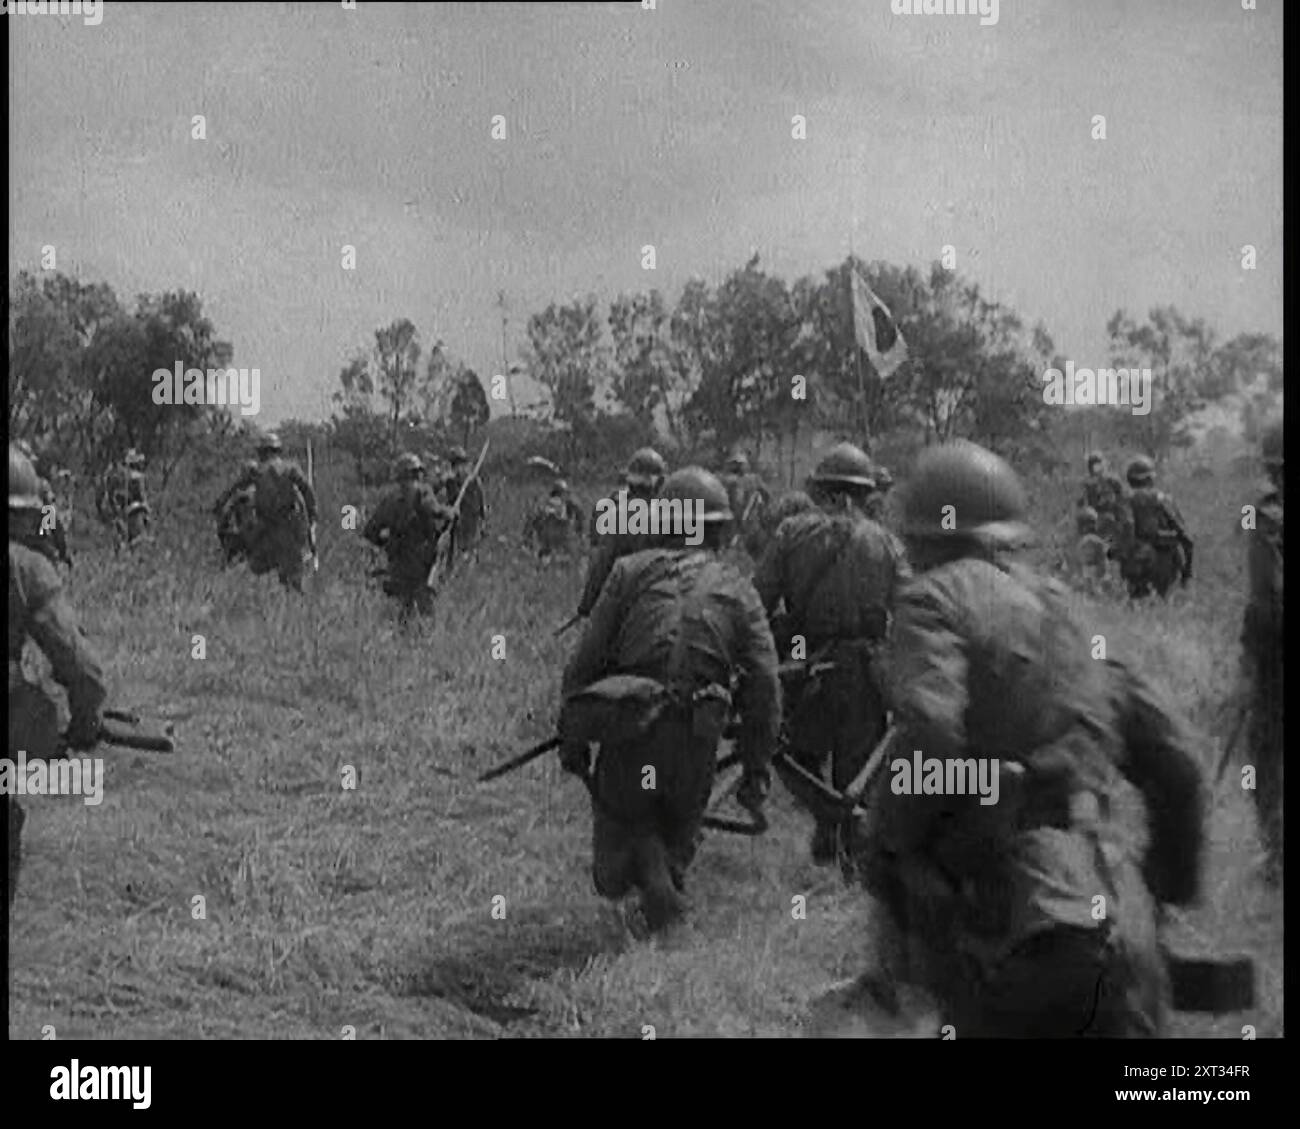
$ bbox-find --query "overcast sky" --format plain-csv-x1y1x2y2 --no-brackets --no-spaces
9,0,1283,425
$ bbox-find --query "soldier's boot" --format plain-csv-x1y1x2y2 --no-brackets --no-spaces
635,837,685,933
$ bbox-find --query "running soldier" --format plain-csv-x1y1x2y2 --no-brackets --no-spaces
754,442,910,865
96,448,151,546
719,449,770,556
442,446,487,565
363,453,453,620
851,440,1202,1037
9,443,108,906
523,479,586,560
558,468,781,931
1079,452,1128,545
211,432,317,591
575,447,668,620
1115,456,1193,598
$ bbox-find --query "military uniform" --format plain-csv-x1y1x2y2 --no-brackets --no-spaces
1116,460,1192,598
720,453,771,557
8,445,108,906
559,469,780,931
1080,457,1128,544
213,434,317,590
576,448,667,619
442,448,486,564
96,452,151,546
854,441,1196,1038
524,482,585,559
364,456,452,618
754,443,909,863
1240,423,1283,880
216,459,260,565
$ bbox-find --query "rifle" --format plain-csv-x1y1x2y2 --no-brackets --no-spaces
427,438,491,589
553,612,584,638
478,735,562,782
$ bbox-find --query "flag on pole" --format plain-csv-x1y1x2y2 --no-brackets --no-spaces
850,266,908,380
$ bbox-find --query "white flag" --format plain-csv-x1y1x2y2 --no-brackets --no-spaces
851,267,908,380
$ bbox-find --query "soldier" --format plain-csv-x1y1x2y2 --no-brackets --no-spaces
754,442,910,865
363,453,453,620
1079,452,1127,544
1241,420,1283,883
9,443,108,906
95,448,151,546
442,445,487,564
524,479,586,560
576,446,668,620
557,467,781,931
719,449,771,555
852,440,1202,1037
1070,506,1111,592
211,432,317,591
1115,456,1193,599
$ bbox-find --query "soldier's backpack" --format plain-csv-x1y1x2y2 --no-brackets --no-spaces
253,459,305,524
1103,658,1205,908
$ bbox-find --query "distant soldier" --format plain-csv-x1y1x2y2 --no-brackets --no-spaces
442,446,487,563
576,446,668,620
211,432,317,591
558,468,781,931
524,479,586,560
719,449,771,555
9,443,108,906
363,453,453,620
1241,420,1284,883
95,448,151,546
754,442,910,865
215,459,259,566
1115,456,1193,598
1079,452,1128,544
1070,506,1112,593
851,440,1202,1037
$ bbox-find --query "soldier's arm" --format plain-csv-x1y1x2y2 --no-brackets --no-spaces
576,541,619,617
881,577,970,851
213,466,256,515
562,559,627,697
22,559,108,745
732,581,782,775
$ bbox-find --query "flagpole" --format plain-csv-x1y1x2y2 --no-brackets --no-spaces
848,232,867,445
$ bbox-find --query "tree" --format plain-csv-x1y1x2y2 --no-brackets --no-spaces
373,318,422,450
523,297,608,464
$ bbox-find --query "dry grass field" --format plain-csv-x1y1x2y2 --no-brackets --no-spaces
6,446,1282,1039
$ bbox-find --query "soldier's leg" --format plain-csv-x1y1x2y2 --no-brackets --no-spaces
590,738,657,902
657,717,719,894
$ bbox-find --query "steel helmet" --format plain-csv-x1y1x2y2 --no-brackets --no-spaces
9,443,44,510
900,440,1031,545
1086,451,1105,470
550,479,569,496
1076,505,1099,531
1261,419,1283,467
624,447,667,489
394,452,425,479
257,431,283,454
872,464,894,493
660,467,733,523
810,442,876,489
771,489,815,524
725,449,750,473
1126,455,1155,487
447,446,468,465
